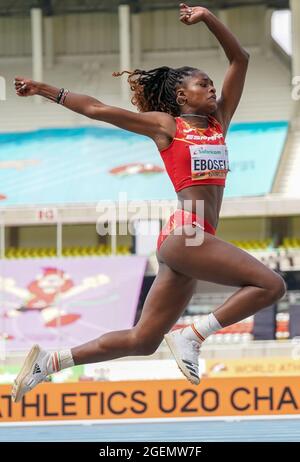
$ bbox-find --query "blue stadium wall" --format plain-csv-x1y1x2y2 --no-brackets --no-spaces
0,121,288,206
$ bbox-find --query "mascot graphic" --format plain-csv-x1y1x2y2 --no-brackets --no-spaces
1,267,110,328
109,162,164,176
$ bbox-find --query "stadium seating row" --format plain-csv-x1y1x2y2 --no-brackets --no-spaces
3,238,300,258
175,312,289,343
229,238,273,250
281,237,300,249
230,238,300,250
4,245,131,258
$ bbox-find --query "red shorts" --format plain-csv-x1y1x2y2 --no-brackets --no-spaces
157,209,216,252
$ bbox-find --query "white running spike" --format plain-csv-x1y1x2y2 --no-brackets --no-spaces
164,329,201,385
11,344,50,403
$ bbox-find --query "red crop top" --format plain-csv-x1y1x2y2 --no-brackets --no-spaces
159,115,229,192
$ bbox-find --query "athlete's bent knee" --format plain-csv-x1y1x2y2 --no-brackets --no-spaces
131,330,162,356
268,273,286,303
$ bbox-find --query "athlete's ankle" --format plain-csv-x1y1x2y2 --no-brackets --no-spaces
46,349,75,374
181,313,222,343
181,324,205,343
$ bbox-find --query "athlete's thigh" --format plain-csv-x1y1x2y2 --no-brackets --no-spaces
135,261,197,336
158,228,280,288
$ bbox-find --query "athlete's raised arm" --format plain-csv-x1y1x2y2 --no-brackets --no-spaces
13,77,173,140
180,3,249,134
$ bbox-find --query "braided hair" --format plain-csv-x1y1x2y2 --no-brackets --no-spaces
112,66,199,117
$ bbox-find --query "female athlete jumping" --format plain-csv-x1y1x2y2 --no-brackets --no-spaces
12,3,286,402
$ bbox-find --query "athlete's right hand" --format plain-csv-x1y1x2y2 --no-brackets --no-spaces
14,77,39,97
179,3,208,25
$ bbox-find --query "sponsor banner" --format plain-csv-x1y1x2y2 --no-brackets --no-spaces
207,357,300,377
1,377,300,422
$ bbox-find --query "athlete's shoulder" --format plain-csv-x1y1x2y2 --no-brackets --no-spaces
211,106,230,137
209,113,224,130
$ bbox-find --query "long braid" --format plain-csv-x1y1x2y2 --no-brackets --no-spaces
112,66,198,116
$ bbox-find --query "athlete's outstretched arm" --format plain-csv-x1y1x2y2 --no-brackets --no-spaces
14,77,174,139
180,3,249,134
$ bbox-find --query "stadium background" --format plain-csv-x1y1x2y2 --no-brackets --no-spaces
0,0,300,442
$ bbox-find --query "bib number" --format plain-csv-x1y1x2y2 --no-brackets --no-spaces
190,144,229,180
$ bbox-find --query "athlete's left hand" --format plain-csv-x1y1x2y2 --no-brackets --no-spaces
179,3,208,25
